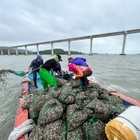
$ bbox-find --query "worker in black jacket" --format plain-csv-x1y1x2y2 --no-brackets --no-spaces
39,54,62,89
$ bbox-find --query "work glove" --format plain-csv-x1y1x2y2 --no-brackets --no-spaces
72,75,76,79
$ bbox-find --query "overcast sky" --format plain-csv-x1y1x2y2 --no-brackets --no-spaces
0,0,140,54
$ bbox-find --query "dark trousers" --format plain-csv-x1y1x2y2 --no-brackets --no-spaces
80,71,92,86
33,70,39,87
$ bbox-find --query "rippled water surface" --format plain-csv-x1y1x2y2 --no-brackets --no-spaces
0,54,140,140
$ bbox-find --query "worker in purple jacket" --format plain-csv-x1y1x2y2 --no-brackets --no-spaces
68,57,88,66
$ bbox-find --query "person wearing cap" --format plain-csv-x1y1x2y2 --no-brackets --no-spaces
68,63,92,88
39,54,62,89
26,54,43,88
68,57,88,67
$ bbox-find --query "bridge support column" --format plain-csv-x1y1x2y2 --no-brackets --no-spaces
37,44,39,55
25,46,28,55
120,32,127,55
68,41,71,55
51,43,54,55
1,50,3,55
15,47,18,55
89,37,93,55
7,49,10,55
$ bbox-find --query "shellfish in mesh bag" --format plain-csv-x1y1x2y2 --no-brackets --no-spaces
71,88,81,94
70,78,81,88
75,91,86,100
28,125,44,140
29,94,52,121
110,103,127,118
82,118,107,140
85,98,114,122
58,85,76,104
75,92,91,107
67,127,84,140
87,82,103,94
37,99,64,126
48,87,61,98
66,104,89,131
22,95,38,109
102,88,110,94
29,87,43,95
61,84,73,94
85,90,99,100
75,98,91,108
99,93,123,105
43,119,66,140
56,77,67,87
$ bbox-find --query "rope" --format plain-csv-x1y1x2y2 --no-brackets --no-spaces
85,117,96,140
73,130,80,140
112,106,121,114
67,108,77,132
8,119,35,140
62,121,67,140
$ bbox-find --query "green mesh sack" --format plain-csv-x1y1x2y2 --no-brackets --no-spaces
48,87,61,98
82,118,107,140
71,78,81,88
66,104,89,131
85,98,113,122
58,85,76,104
29,94,52,122
28,125,44,140
75,92,91,107
56,77,67,87
22,95,38,109
37,99,64,126
85,90,99,100
44,120,66,140
100,93,123,105
67,127,84,140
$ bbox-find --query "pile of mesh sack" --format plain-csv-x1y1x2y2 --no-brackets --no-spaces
22,78,127,140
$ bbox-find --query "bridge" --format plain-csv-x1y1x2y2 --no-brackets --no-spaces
0,28,140,55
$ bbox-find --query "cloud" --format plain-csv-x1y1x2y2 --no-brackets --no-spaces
0,0,140,54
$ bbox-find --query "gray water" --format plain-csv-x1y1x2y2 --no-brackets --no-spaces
0,54,140,140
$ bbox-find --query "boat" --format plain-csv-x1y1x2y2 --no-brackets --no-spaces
13,73,140,140
13,77,31,140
